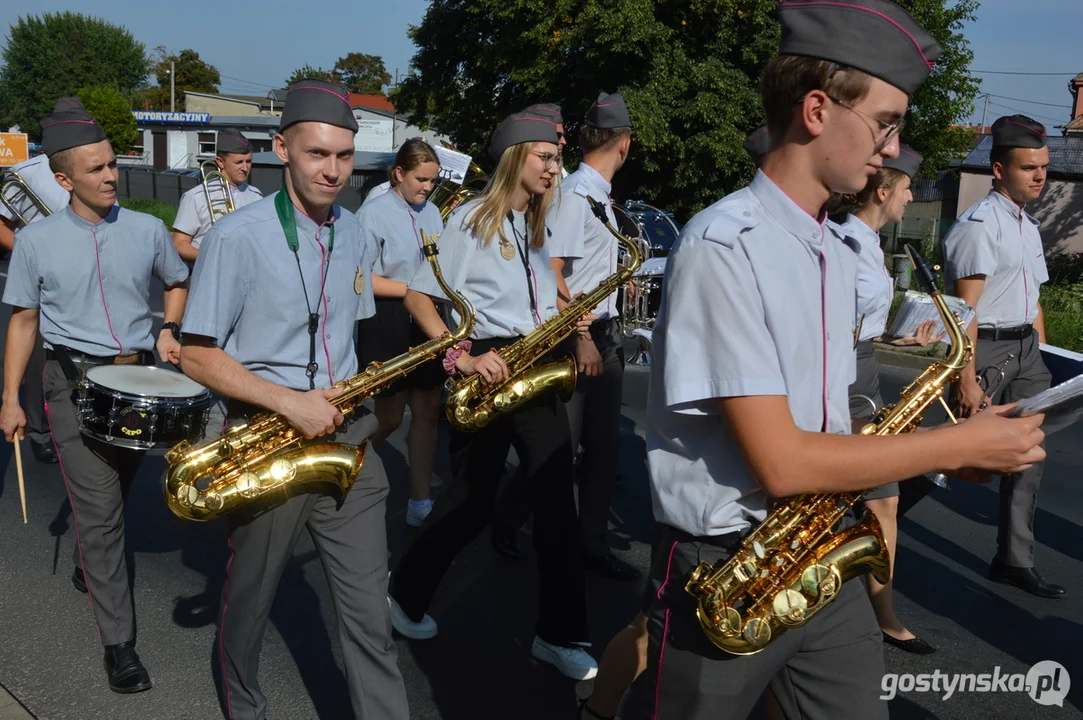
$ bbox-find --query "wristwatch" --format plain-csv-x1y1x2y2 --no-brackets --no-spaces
161,322,181,340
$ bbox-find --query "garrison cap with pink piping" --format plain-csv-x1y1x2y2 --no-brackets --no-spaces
278,78,359,133
777,0,942,96
40,108,107,156
991,115,1047,150
526,103,563,124
883,143,922,178
488,110,560,161
743,126,771,165
216,127,252,154
584,91,631,129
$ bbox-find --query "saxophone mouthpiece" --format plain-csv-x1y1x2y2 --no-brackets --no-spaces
586,197,609,222
904,243,940,295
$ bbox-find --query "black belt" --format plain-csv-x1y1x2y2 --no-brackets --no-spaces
977,325,1033,342
45,348,154,366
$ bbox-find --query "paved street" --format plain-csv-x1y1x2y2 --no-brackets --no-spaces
0,267,1079,719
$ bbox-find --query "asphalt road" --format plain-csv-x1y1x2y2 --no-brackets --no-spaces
0,268,1079,720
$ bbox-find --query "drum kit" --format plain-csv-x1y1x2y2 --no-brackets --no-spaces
75,365,212,450
613,200,680,366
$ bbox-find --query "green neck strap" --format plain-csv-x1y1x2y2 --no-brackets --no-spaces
275,189,334,252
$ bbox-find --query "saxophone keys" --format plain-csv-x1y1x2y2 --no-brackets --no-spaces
204,492,224,511
742,618,772,648
236,472,261,498
772,589,809,624
175,483,199,507
753,541,766,559
800,564,832,596
268,459,296,484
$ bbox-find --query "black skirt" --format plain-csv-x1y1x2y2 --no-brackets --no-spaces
357,298,447,394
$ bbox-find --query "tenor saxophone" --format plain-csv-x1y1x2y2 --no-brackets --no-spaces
164,231,476,521
684,244,972,655
445,197,642,432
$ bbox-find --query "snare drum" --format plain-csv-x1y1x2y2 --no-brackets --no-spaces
76,365,212,450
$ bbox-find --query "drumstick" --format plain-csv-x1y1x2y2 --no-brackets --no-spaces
14,432,26,524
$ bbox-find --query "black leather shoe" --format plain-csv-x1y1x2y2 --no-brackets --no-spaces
585,554,641,581
30,440,57,464
104,642,152,694
882,632,936,654
989,561,1066,598
491,531,524,560
72,566,87,594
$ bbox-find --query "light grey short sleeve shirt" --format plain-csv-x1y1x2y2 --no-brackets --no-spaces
838,214,893,340
546,164,620,318
172,181,264,249
646,172,859,537
943,189,1048,328
2,206,189,355
182,193,375,390
408,199,559,339
0,155,71,225
355,189,444,283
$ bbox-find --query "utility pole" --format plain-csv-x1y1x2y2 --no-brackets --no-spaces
170,61,176,112
979,93,990,132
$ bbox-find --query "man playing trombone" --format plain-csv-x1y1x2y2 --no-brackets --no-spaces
171,127,262,264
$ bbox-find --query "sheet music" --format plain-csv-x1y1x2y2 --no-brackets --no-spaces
433,146,473,186
1005,374,1083,435
884,291,975,344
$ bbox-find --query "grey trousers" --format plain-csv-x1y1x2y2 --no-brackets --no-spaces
492,318,625,558
216,412,409,720
850,341,898,501
24,338,48,445
44,359,144,646
624,523,887,720
977,330,1051,568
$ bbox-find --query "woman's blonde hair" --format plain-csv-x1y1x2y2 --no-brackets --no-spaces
828,167,908,216
464,142,551,249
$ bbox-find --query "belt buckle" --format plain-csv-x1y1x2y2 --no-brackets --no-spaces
114,353,139,365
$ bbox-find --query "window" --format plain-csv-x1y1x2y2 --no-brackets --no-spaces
198,132,217,157
128,134,145,157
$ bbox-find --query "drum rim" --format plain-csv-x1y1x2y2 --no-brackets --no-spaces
84,364,211,400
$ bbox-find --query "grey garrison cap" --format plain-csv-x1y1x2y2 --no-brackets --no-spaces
488,110,560,161
526,103,563,124
991,115,1047,150
777,0,942,96
743,126,771,165
216,128,252,154
884,143,922,178
53,96,88,113
584,92,632,129
40,109,108,156
279,79,359,133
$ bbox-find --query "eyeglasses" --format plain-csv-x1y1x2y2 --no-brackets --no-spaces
825,94,906,147
531,151,560,170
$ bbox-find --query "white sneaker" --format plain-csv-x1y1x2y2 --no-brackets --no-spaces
387,594,438,640
406,498,433,527
530,636,598,680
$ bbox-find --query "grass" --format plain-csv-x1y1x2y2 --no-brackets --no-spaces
119,198,177,228
1040,284,1083,352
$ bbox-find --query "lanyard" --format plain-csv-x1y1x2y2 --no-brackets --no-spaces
275,190,335,389
507,211,539,325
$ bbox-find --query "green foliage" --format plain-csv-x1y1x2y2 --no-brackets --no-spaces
120,197,176,227
141,46,221,110
1040,284,1083,352
285,53,391,95
394,0,981,222
77,86,139,154
0,12,148,141
334,53,391,94
895,0,982,177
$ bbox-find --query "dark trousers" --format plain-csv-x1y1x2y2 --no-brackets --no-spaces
492,318,625,559
44,359,145,646
216,413,408,720
389,338,589,647
624,523,886,720
24,338,48,445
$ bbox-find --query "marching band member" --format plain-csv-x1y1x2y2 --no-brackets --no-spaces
0,98,81,465
942,115,1065,598
492,93,639,581
171,127,263,264
388,109,598,680
834,144,943,655
178,79,410,720
623,2,1045,718
355,138,446,527
1,103,188,694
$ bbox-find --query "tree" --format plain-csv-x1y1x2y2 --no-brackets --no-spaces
393,0,981,221
141,46,221,109
285,65,340,86
895,0,982,177
334,52,391,94
77,86,139,154
0,12,148,141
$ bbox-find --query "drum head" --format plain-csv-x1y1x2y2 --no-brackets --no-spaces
85,365,208,398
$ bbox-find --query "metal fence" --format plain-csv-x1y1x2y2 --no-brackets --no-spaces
116,166,387,213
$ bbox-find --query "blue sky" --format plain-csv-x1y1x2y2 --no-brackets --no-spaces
4,0,1082,132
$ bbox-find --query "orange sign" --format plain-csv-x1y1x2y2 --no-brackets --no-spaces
0,133,29,167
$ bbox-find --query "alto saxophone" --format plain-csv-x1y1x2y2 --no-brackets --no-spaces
445,196,642,431
685,244,972,655
164,231,476,521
